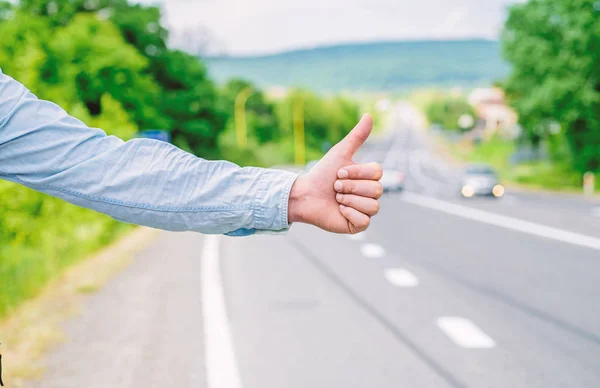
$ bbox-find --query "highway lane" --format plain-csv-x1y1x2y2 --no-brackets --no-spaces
358,103,600,238
31,201,600,387
218,208,600,388
27,102,600,388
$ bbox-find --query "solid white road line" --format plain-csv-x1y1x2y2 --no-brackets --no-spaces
348,232,365,241
202,235,243,388
360,243,386,259
384,268,420,287
402,192,600,251
437,317,496,349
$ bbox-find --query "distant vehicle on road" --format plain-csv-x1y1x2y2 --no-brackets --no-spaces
136,129,171,143
459,164,504,198
381,167,405,192
305,161,404,192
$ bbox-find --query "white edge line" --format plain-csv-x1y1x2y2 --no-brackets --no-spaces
202,235,243,388
402,192,600,251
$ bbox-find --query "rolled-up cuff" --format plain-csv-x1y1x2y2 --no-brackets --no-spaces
252,168,298,234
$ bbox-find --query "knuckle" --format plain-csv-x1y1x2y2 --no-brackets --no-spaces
359,217,371,230
350,181,358,194
372,201,380,215
374,183,383,198
373,163,383,180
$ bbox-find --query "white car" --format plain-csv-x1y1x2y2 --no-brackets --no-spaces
460,164,505,198
381,168,405,192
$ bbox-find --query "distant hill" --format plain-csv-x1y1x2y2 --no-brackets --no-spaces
205,40,510,93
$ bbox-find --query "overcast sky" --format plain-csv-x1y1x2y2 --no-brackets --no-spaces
143,0,523,56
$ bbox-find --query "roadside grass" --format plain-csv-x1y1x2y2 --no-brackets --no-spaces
0,227,158,387
0,181,138,320
449,137,515,172
446,136,599,193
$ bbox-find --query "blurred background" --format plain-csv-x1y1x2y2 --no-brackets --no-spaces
1,0,600,387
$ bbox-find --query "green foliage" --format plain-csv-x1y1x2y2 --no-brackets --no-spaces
0,10,139,317
206,40,509,92
425,94,476,131
0,0,220,318
0,180,132,317
218,79,281,143
276,90,360,151
110,4,226,154
510,163,586,191
502,0,600,172
217,88,360,167
453,137,516,171
449,136,598,192
0,0,365,318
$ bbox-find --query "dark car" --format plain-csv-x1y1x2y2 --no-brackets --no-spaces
460,164,505,198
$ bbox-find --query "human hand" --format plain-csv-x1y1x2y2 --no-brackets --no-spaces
288,114,383,234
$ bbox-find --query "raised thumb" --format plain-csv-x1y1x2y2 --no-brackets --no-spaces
337,114,373,157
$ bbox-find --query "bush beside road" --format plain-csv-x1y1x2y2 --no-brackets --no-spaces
446,136,599,194
0,0,364,319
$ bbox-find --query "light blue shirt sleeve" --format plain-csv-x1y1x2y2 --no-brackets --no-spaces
0,69,298,236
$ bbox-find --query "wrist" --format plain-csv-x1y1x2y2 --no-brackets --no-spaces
288,175,310,224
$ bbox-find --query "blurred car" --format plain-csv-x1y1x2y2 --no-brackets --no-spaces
381,168,405,192
136,129,171,143
460,164,505,198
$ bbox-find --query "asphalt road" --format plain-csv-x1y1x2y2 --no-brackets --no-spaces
29,104,600,388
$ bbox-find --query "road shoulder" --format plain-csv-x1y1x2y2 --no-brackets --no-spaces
0,227,157,387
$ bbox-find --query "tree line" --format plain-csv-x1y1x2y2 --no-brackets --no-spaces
0,0,359,318
502,0,600,173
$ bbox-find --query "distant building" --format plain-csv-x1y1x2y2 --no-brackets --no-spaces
468,88,518,138
468,88,505,105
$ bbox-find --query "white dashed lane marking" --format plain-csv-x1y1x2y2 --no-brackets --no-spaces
384,268,420,287
360,243,386,259
436,317,496,349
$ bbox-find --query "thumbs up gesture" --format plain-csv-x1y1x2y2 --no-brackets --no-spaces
288,114,383,234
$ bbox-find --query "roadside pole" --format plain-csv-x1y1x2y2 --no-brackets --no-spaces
294,96,305,165
234,87,252,148
583,172,595,196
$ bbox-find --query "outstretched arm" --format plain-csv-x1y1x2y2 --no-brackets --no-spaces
0,69,382,236
0,69,296,236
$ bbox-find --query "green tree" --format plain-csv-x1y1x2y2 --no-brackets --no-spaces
425,95,476,131
219,79,281,144
0,5,139,316
276,89,359,152
502,0,600,172
110,4,226,154
15,0,227,156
